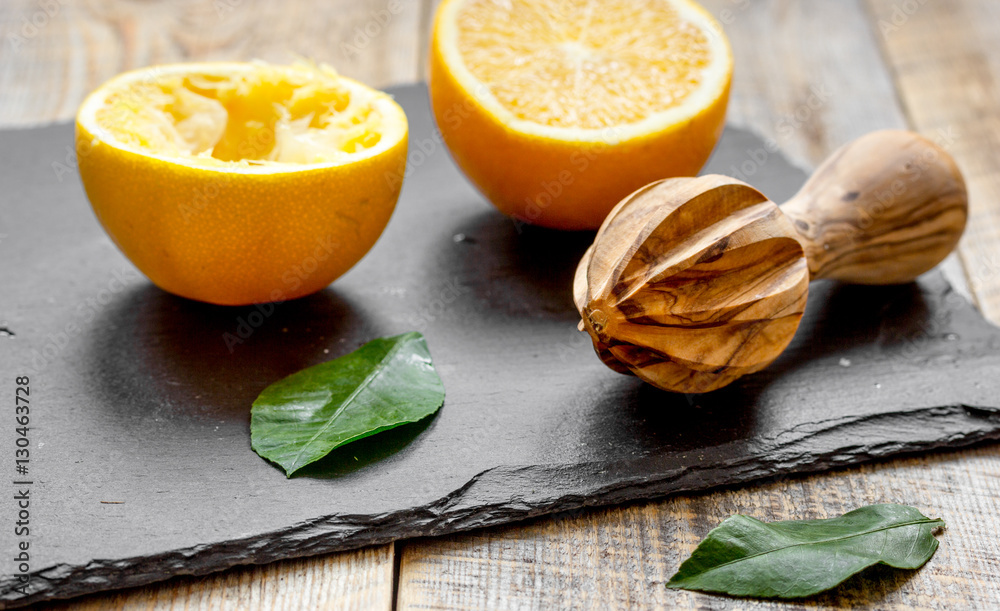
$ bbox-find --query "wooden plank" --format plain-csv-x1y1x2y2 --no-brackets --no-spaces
397,0,1000,608
398,447,1000,610
864,0,1000,321
42,545,396,611
0,0,423,127
712,0,907,164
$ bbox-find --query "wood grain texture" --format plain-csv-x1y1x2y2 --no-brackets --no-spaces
573,176,809,393
0,0,423,128
399,0,1000,609
3,0,1000,609
864,0,1000,321
573,128,967,394
398,447,1000,610
39,545,395,611
784,130,968,284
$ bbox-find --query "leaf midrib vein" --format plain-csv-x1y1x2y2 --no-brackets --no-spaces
287,339,408,469
682,517,943,577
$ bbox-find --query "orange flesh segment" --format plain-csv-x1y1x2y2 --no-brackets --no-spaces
454,0,715,129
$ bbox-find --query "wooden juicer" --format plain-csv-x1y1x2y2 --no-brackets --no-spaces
573,130,968,393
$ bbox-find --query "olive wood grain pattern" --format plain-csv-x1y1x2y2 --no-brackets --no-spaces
784,130,968,284
574,130,967,394
574,175,809,393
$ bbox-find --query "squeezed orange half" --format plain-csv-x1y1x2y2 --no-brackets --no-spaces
76,62,408,305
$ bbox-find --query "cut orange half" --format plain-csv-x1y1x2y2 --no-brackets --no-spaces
429,0,733,230
76,61,408,305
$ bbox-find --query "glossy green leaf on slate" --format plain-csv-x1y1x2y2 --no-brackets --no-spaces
667,504,944,599
251,332,444,476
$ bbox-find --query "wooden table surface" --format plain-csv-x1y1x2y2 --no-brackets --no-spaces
3,0,1000,609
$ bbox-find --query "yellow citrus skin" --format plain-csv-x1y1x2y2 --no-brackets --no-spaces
76,63,408,306
429,0,732,231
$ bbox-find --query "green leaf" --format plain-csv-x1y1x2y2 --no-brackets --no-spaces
667,504,944,599
250,331,444,476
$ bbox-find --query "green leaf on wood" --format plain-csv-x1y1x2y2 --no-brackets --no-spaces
667,504,944,599
251,331,444,476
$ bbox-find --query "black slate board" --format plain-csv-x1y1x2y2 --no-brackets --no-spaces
2,84,1000,608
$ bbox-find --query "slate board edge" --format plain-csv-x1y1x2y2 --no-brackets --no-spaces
5,403,999,608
